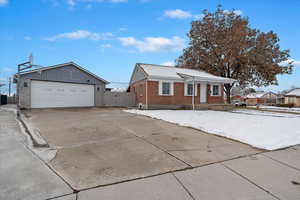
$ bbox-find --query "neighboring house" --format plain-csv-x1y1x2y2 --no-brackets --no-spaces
231,95,245,102
245,92,277,105
276,94,285,104
16,62,109,109
128,63,235,109
284,88,300,107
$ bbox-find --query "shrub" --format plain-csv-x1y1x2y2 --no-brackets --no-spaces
276,103,294,108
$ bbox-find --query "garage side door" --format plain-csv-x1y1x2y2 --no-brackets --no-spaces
31,80,94,108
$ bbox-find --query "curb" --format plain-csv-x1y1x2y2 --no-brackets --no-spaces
18,112,50,148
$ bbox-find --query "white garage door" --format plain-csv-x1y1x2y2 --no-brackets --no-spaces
31,80,95,108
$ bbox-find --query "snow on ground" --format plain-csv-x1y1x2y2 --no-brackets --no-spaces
260,106,300,113
232,109,300,118
249,106,300,114
125,109,300,150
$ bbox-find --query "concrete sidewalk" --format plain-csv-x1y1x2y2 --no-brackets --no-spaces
0,109,73,200
75,145,300,200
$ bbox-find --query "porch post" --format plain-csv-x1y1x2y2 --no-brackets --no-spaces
192,77,195,110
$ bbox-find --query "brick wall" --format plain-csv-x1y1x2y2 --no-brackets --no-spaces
130,80,224,105
130,80,146,105
207,84,224,104
147,81,201,105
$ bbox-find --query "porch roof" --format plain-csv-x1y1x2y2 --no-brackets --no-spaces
177,72,235,84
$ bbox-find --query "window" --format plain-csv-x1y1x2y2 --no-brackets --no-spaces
212,85,220,96
185,82,197,96
159,81,173,96
187,83,194,96
23,82,28,87
162,82,170,95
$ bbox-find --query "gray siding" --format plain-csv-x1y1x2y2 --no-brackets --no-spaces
19,78,31,109
95,84,105,106
20,64,105,85
130,66,147,84
19,64,106,108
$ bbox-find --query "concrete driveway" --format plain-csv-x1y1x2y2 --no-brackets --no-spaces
23,108,261,191
0,109,72,200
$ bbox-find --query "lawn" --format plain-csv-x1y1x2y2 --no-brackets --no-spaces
125,109,300,150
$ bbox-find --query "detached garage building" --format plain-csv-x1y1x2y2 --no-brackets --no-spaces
17,62,109,109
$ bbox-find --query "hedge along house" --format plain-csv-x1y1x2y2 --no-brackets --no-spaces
128,63,235,109
16,62,109,109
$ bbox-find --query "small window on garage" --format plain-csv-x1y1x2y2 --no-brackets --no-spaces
23,82,28,87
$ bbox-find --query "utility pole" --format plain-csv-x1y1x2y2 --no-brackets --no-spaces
16,54,33,118
16,53,42,118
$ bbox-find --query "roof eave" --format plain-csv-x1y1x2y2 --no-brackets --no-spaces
17,62,110,84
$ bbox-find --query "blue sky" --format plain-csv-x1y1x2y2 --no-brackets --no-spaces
0,0,299,93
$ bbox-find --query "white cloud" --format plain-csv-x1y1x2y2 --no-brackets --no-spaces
223,9,243,16
66,0,127,6
161,61,175,66
164,9,192,19
44,30,114,41
101,43,112,48
67,0,75,6
119,27,128,32
194,14,204,20
0,67,14,72
24,36,32,40
118,36,185,53
0,0,8,6
110,0,127,2
281,59,300,67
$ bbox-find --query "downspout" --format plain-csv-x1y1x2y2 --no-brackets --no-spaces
145,79,148,110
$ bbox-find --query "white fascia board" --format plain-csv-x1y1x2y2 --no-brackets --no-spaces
148,75,235,84
148,76,184,82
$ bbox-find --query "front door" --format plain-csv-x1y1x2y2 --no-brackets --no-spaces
200,83,207,103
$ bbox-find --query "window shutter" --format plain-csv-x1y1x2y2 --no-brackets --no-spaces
170,82,174,96
158,81,162,96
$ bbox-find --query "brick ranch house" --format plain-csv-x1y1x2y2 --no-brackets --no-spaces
128,63,235,109
245,92,278,106
284,88,300,107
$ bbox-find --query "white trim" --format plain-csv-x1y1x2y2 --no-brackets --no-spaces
184,82,197,96
158,80,174,96
200,83,207,103
129,64,149,85
149,78,184,83
210,84,221,96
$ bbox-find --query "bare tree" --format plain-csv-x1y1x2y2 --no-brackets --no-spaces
177,5,293,103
